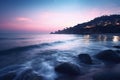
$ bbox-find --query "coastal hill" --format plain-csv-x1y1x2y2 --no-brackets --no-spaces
51,15,120,34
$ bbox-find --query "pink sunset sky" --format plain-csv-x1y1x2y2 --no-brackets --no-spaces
0,0,120,33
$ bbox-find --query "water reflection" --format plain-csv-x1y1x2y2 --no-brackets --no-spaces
83,34,120,42
97,35,107,41
83,35,90,44
113,36,120,42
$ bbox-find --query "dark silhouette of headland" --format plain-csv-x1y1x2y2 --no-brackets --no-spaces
51,15,120,34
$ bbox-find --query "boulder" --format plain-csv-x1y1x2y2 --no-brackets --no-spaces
16,68,43,80
95,50,120,63
93,71,120,80
55,62,81,76
78,54,92,64
0,71,16,80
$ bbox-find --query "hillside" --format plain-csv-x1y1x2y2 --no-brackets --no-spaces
51,15,120,34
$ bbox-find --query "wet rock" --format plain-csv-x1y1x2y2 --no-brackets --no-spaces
55,62,81,76
55,76,77,80
16,68,43,80
113,45,120,49
95,50,120,63
0,71,16,80
93,71,120,80
78,54,92,64
115,50,120,53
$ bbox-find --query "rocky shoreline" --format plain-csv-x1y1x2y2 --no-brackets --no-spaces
0,46,120,80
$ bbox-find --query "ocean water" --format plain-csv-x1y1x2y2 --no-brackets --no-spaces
0,33,120,80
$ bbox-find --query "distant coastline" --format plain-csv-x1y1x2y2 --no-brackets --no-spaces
51,14,120,34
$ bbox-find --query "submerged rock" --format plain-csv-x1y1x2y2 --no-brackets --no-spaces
93,71,120,80
55,62,81,76
16,68,43,80
95,50,120,63
78,54,92,64
0,71,16,80
113,45,120,49
115,50,120,54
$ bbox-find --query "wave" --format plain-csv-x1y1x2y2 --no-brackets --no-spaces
0,38,30,40
52,41,64,44
0,65,24,75
0,43,51,55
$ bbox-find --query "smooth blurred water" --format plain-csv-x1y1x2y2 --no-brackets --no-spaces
0,33,120,80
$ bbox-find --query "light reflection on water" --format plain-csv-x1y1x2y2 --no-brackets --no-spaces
113,36,120,42
83,35,90,44
97,35,107,41
83,34,120,42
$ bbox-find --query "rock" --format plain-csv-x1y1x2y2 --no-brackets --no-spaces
113,45,120,49
55,62,81,76
78,54,92,64
95,50,120,63
16,68,43,80
55,76,76,80
115,50,120,53
0,71,16,80
93,71,120,80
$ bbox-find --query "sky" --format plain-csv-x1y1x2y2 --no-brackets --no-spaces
0,0,120,33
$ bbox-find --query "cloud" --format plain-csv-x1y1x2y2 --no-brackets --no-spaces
16,17,32,22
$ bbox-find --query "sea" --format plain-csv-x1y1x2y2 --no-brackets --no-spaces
0,33,120,80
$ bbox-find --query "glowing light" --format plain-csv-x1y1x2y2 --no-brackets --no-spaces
84,26,94,29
